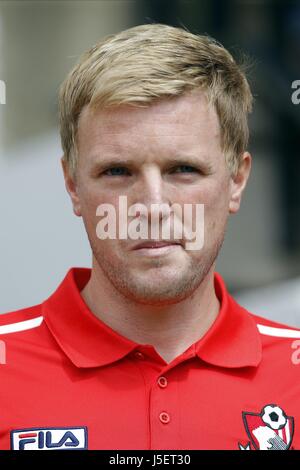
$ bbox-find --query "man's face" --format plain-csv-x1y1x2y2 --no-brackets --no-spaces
64,90,250,305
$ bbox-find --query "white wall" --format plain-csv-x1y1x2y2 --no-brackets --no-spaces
0,131,91,312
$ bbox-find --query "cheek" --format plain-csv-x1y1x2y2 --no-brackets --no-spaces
198,182,231,229
182,180,229,210
79,184,118,221
78,187,127,255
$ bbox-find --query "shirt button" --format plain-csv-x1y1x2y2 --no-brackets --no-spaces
134,351,145,360
159,412,170,424
157,376,168,388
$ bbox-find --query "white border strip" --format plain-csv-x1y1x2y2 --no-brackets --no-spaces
0,316,43,334
257,323,300,338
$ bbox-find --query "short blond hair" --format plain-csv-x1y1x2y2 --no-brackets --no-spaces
59,23,253,178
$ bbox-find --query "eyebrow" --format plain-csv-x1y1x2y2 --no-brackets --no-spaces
89,154,214,174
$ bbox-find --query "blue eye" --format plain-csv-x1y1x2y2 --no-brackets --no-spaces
173,165,197,173
104,167,129,176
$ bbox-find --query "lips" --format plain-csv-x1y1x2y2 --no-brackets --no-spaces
132,240,182,250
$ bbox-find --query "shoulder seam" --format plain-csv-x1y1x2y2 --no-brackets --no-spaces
257,323,300,338
0,316,44,335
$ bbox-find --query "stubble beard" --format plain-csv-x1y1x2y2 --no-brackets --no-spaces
88,230,226,306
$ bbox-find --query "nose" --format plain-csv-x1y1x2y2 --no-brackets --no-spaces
133,165,171,222
140,165,164,203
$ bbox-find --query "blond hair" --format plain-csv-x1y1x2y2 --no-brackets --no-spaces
59,23,253,178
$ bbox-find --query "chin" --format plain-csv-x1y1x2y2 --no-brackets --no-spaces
125,291,189,306
123,279,198,305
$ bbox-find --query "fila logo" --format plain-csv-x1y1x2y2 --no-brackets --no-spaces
11,426,88,450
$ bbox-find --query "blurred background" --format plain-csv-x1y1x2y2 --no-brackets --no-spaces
0,0,299,325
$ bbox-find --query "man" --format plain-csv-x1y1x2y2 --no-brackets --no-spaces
1,23,300,451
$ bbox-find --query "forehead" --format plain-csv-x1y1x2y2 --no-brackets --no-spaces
77,90,221,159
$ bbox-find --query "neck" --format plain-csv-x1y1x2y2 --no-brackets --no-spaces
80,260,220,364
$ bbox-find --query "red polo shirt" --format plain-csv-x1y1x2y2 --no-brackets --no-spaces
0,267,300,450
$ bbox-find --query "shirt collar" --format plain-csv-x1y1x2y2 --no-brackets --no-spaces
194,272,262,368
42,268,262,369
42,268,138,368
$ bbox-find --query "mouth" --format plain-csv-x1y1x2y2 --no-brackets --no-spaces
131,240,183,257
132,240,183,250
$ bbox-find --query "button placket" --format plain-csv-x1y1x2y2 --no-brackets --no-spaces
149,370,181,449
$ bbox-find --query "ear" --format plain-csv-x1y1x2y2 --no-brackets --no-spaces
229,151,252,214
61,157,82,217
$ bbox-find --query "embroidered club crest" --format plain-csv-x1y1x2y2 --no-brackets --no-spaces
239,404,294,450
